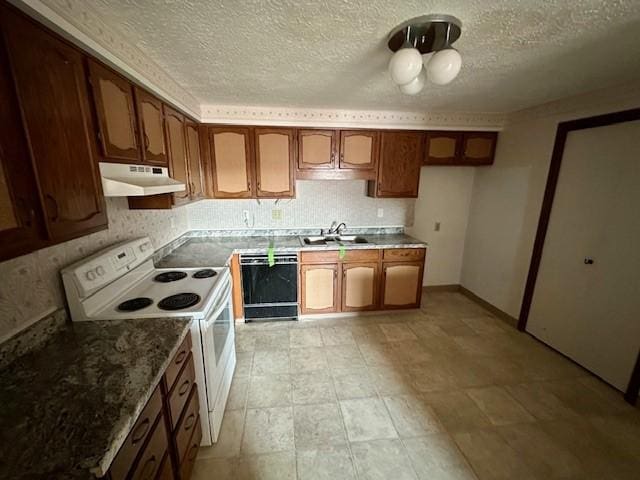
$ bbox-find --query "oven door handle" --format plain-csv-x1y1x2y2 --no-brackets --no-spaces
204,280,232,324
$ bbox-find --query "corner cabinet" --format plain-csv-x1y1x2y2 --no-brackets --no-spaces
368,131,423,198
208,127,254,198
424,131,497,166
254,128,296,198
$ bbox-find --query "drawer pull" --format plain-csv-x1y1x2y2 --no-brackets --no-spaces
184,413,196,430
178,379,191,396
174,350,187,365
140,455,157,480
187,445,198,461
131,418,150,444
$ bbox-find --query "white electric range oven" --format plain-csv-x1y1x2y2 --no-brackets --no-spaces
61,237,235,445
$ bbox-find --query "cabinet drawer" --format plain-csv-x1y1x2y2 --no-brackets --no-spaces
301,250,339,263
341,249,379,262
180,419,202,480
109,386,163,480
383,248,425,262
165,334,192,392
301,249,380,264
129,414,168,480
156,453,174,480
175,386,200,463
169,353,196,430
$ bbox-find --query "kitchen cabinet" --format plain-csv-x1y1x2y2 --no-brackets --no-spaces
164,105,190,205
297,129,336,171
135,87,169,166
1,6,107,244
300,263,340,314
423,131,497,166
341,262,379,312
254,128,295,198
368,131,423,198
185,121,204,200
339,130,378,172
381,248,426,309
87,59,140,162
208,126,254,198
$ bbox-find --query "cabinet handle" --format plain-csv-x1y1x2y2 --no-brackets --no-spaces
340,153,344,163
143,132,150,150
178,379,191,396
174,350,187,365
140,455,157,480
187,444,199,461
15,198,35,227
45,194,59,222
131,418,150,444
184,413,196,430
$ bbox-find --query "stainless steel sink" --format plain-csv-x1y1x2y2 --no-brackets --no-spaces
336,235,369,244
300,235,368,246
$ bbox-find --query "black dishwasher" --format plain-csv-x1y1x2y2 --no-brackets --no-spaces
240,253,298,321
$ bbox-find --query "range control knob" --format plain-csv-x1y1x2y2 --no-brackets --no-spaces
139,242,151,252
96,266,106,276
85,270,96,281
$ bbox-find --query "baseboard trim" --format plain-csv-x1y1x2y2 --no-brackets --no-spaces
458,286,518,328
422,284,461,293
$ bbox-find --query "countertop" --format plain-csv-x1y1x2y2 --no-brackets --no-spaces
156,233,427,268
0,316,192,479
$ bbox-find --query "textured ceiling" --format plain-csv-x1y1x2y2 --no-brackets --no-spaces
80,0,640,113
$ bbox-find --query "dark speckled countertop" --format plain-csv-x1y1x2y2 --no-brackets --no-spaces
0,316,191,479
156,233,427,268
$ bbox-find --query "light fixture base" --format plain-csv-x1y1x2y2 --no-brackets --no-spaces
387,14,462,54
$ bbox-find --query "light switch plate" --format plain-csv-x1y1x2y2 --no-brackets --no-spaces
377,208,384,218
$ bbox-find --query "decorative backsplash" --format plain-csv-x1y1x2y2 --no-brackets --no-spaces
187,180,415,230
0,198,189,343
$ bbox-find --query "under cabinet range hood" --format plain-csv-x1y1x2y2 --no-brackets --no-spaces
99,162,186,197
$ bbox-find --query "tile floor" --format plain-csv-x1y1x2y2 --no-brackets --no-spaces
193,292,640,480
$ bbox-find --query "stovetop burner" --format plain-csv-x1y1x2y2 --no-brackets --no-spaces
158,292,201,311
154,271,187,283
117,297,153,312
193,269,217,279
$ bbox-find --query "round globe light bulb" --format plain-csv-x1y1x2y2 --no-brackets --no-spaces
388,47,423,85
399,71,425,95
425,48,462,85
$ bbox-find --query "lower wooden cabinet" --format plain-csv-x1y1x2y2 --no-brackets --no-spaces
300,263,340,314
107,334,200,480
341,262,379,312
381,261,424,309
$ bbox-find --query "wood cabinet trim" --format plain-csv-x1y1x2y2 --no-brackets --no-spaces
423,131,462,166
208,126,254,198
254,127,295,198
185,120,204,200
371,131,423,198
461,131,498,165
300,263,340,314
134,87,168,166
341,261,379,312
339,130,379,171
381,261,424,309
296,128,337,171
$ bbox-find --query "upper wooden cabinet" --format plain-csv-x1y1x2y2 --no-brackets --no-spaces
209,127,254,198
368,131,423,198
339,130,379,171
164,105,189,204
254,128,295,198
1,7,107,243
87,60,140,162
297,129,336,170
424,131,497,166
185,121,204,200
135,87,168,166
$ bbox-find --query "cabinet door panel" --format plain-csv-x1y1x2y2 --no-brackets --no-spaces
185,121,203,199
340,130,378,171
88,60,139,161
209,127,253,198
382,262,423,309
2,10,107,242
135,88,168,166
301,264,339,314
375,131,423,198
297,130,335,170
461,132,497,165
424,132,461,165
255,128,295,198
164,106,189,203
342,262,378,311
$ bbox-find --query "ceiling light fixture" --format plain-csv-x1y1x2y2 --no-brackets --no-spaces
387,14,462,95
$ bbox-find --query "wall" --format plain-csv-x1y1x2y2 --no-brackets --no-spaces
0,198,189,342
407,167,475,286
187,180,415,230
461,81,640,318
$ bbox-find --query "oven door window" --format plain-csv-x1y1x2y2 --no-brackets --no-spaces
212,302,232,364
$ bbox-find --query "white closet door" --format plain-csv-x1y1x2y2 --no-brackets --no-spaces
527,120,640,391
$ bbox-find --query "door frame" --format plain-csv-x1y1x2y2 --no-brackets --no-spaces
517,107,640,404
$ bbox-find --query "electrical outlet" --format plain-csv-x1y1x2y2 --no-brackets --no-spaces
377,208,384,218
434,221,441,232
272,209,283,221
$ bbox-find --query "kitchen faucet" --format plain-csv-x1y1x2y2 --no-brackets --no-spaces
321,221,346,237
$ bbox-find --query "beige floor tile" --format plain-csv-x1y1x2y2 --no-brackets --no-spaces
452,428,537,480
198,410,244,459
350,438,418,480
423,391,492,433
289,328,323,348
358,342,398,366
340,397,398,442
403,434,477,480
504,382,578,420
543,378,618,416
325,344,366,370
465,386,535,426
369,365,415,396
332,368,377,400
241,407,294,455
235,331,257,353
254,329,290,351
247,374,291,408
252,350,290,375
234,351,254,378
379,323,419,342
293,403,347,448
383,395,442,437
289,346,328,373
588,413,640,458
296,445,357,480
226,377,249,411
320,326,356,346
292,371,336,405
406,361,458,393
390,340,432,364
236,451,296,480
460,314,510,335
192,456,236,480
351,325,387,344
